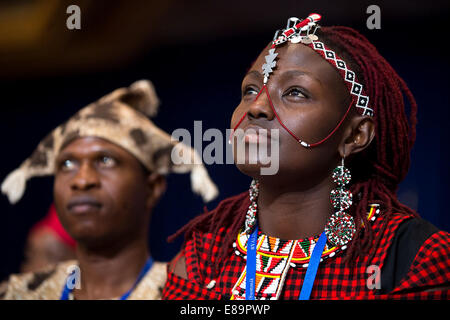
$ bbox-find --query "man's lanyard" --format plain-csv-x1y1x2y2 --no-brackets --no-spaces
60,257,154,300
246,226,327,300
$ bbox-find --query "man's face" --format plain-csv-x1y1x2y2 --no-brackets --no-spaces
53,137,151,247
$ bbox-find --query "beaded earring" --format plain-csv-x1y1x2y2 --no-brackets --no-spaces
325,157,356,246
244,179,259,235
245,159,357,247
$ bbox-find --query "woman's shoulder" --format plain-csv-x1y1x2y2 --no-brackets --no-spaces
164,192,250,297
379,214,450,296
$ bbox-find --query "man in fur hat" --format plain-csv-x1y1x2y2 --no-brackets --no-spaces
0,80,218,299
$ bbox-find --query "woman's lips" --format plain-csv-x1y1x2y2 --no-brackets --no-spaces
242,125,271,144
243,132,260,143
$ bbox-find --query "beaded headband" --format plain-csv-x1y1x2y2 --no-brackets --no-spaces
265,13,374,117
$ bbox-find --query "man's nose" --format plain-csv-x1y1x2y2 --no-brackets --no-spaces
70,162,100,191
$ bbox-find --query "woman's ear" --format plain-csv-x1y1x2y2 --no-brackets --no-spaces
146,173,167,210
338,116,375,158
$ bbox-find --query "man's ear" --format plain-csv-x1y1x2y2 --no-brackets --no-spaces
338,116,375,158
146,173,167,210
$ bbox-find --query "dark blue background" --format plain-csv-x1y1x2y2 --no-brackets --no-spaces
1,4,449,281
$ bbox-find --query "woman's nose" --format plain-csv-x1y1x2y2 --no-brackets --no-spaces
247,86,275,121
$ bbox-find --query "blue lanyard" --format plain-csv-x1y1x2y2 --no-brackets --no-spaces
245,226,259,300
60,257,154,300
298,231,327,300
245,227,327,300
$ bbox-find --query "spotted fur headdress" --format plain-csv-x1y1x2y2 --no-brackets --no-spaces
1,80,218,204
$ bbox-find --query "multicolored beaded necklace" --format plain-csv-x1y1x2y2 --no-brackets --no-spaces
230,181,379,300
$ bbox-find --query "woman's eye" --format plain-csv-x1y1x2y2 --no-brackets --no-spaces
286,88,306,98
99,156,116,168
243,86,259,97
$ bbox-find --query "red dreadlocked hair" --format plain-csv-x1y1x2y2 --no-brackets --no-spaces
169,26,419,272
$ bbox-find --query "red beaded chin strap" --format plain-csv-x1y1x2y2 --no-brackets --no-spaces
230,13,372,149
231,85,354,148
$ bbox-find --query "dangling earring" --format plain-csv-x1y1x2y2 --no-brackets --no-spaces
325,157,356,247
244,179,259,235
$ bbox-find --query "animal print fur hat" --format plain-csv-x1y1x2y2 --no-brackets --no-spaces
1,80,218,204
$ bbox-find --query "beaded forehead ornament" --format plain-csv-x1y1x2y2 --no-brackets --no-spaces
233,13,374,148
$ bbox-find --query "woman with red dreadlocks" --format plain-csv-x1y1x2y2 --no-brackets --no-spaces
162,14,450,299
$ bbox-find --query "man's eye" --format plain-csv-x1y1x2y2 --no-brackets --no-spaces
61,159,75,171
99,156,116,168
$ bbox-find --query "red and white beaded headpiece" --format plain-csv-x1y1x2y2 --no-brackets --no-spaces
265,13,373,118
